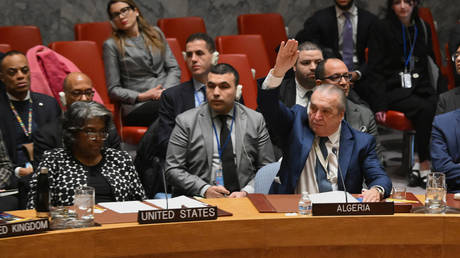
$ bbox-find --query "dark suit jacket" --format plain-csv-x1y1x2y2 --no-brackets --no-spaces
257,86,391,196
431,110,460,193
295,5,377,78
436,87,460,115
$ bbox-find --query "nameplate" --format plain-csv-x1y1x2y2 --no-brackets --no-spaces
0,218,49,238
312,202,394,216
138,206,218,224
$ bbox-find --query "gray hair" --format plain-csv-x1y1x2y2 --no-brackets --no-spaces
313,84,346,113
62,101,113,149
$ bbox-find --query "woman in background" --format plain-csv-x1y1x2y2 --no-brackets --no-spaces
103,0,180,126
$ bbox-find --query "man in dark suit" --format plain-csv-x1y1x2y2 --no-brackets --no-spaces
436,42,460,115
165,64,274,198
295,0,377,103
0,51,61,208
431,109,460,193
258,40,391,201
33,72,121,165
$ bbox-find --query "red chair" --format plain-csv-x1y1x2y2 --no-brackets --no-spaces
237,13,287,67
218,54,258,110
445,43,456,90
0,43,11,53
166,38,191,83
74,22,113,58
157,17,206,51
0,26,42,53
49,41,147,145
215,35,271,80
418,8,443,69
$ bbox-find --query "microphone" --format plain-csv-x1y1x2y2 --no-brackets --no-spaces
154,157,168,209
332,147,347,203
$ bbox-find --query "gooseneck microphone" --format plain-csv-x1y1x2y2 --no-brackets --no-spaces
332,147,348,203
154,157,169,209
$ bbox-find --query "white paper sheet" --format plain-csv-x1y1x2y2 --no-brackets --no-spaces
309,191,359,203
98,201,157,213
145,195,207,209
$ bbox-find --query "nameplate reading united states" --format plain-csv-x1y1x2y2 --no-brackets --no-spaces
312,202,394,216
138,206,218,224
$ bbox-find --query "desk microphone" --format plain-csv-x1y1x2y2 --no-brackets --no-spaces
154,157,169,209
332,147,348,203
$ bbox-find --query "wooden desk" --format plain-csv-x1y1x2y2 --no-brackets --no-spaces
1,197,460,258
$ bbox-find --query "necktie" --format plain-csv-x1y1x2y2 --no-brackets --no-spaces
315,137,332,192
218,115,240,192
305,91,313,101
342,12,354,71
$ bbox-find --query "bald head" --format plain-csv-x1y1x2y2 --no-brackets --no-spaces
63,72,95,107
315,58,351,96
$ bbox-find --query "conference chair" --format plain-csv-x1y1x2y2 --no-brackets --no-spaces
0,43,11,53
215,34,271,80
166,38,191,83
0,26,42,53
218,54,258,110
254,162,281,194
74,21,112,58
157,16,206,51
237,13,288,67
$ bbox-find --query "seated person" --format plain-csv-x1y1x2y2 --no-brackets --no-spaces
431,109,460,193
436,42,460,115
0,130,17,211
27,101,145,208
258,40,391,202
0,50,61,209
34,72,121,165
165,64,275,198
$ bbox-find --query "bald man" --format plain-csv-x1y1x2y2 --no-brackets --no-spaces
34,72,121,165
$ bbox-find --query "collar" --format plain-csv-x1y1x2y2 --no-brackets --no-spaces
193,78,206,92
210,105,235,120
335,4,357,18
295,78,313,98
324,123,341,145
6,91,30,101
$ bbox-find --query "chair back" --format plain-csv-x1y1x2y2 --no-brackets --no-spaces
0,26,42,53
254,162,281,194
418,7,442,68
74,22,113,58
157,17,206,51
166,38,191,83
0,43,11,53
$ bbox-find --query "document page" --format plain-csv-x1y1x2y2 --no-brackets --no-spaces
145,195,207,209
309,191,359,203
98,201,157,213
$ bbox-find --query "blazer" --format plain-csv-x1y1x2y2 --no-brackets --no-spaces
295,5,377,77
257,86,391,195
103,26,181,116
165,102,275,196
436,87,460,115
431,110,460,193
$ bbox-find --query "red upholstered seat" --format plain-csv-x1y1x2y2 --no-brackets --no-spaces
0,26,42,53
381,110,414,131
74,22,112,58
237,13,287,67
0,43,11,53
166,38,191,83
157,17,206,51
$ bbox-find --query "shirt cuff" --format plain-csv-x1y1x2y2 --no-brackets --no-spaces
200,184,211,198
371,185,385,198
14,167,21,178
261,69,284,90
354,70,362,80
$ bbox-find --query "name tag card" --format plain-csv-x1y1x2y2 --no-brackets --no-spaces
138,206,218,224
312,202,394,216
0,218,49,238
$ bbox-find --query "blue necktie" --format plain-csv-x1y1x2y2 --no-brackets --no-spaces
342,12,354,71
315,137,332,192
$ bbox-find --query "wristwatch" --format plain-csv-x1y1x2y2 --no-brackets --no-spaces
371,186,384,199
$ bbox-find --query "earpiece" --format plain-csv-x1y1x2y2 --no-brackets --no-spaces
58,91,66,107
236,84,243,100
211,51,219,65
182,51,186,61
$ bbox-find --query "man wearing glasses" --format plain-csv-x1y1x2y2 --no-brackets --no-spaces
34,72,121,166
436,42,460,115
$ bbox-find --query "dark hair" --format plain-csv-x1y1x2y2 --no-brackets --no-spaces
186,33,215,53
62,101,113,150
0,50,25,71
315,59,328,80
385,0,420,22
209,63,239,86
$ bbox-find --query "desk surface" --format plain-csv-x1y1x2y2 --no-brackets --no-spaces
2,196,460,258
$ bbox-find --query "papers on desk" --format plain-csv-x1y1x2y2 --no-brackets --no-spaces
98,201,156,213
145,196,207,209
0,189,19,197
309,191,359,203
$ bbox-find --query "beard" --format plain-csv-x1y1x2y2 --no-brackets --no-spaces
296,73,316,90
335,0,354,10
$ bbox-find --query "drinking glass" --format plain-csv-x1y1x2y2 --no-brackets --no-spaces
392,186,407,200
71,186,95,227
425,172,447,213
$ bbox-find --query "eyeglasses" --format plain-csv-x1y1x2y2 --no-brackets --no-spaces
452,53,460,62
82,130,109,141
110,6,133,20
69,90,95,98
322,73,352,82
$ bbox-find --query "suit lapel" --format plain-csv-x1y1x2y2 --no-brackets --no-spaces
234,104,245,169
338,121,353,185
182,81,196,110
198,105,214,170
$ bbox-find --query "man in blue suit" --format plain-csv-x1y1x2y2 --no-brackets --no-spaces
258,40,391,201
431,110,460,193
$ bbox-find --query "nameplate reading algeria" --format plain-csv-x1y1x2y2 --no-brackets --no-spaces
312,202,394,216
138,206,218,224
0,218,49,238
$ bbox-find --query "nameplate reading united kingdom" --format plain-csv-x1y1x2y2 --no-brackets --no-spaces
138,206,218,224
312,202,394,216
0,218,49,238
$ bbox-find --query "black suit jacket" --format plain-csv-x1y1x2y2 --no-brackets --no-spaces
436,87,460,115
295,5,377,77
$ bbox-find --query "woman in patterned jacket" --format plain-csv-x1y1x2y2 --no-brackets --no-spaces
27,101,145,208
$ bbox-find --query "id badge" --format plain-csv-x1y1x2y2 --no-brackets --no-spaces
214,163,224,186
400,72,412,88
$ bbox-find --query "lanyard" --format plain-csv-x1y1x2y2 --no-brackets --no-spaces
402,23,418,70
211,108,236,161
9,98,33,138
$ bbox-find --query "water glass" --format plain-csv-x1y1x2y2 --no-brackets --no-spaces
71,186,95,227
49,206,77,229
425,172,447,213
392,186,407,200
